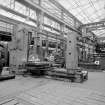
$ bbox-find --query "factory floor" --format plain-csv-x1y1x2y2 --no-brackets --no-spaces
0,72,105,105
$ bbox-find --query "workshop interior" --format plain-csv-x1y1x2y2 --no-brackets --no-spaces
0,0,105,82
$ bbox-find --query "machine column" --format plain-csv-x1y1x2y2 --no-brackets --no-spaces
66,31,78,70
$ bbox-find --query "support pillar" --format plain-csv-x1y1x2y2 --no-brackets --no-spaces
36,10,44,60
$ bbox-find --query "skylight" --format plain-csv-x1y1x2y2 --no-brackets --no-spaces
57,0,105,37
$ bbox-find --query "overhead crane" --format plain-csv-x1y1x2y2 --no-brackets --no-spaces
81,21,105,31
81,21,105,37
80,20,105,46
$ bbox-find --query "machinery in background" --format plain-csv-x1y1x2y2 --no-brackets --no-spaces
24,29,88,82
24,30,66,75
47,31,88,83
0,42,15,81
9,23,87,82
93,43,105,70
0,20,16,80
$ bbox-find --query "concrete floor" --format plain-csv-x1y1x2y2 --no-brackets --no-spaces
0,72,105,105
71,72,105,93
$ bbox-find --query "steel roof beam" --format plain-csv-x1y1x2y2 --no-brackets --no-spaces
0,14,65,40
48,0,82,24
16,0,80,33
81,21,105,28
0,4,37,23
0,5,64,35
81,21,105,34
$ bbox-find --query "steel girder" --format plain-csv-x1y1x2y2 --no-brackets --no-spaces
81,21,105,31
0,14,65,41
15,0,80,33
48,0,81,24
0,4,37,23
0,4,61,34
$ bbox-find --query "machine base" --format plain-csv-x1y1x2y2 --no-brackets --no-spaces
0,74,15,81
